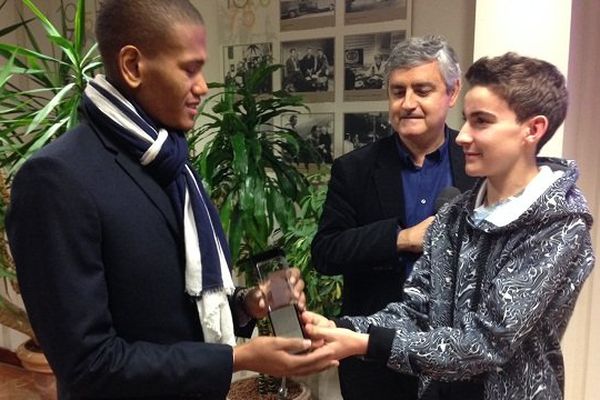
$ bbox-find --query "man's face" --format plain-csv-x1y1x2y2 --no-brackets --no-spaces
387,61,459,144
134,23,208,131
457,85,531,180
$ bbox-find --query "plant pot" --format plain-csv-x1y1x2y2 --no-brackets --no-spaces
15,339,52,374
228,376,311,400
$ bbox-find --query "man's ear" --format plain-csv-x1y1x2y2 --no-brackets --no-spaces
118,45,143,90
448,79,462,107
525,115,549,145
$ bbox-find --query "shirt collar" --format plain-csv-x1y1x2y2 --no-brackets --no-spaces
394,125,450,168
472,165,564,227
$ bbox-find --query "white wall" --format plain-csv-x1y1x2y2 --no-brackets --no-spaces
473,0,571,158
563,1,600,399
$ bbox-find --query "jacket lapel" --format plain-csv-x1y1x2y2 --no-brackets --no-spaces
115,152,180,237
373,135,406,224
87,119,181,238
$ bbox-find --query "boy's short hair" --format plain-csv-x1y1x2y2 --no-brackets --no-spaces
465,52,568,152
96,0,204,78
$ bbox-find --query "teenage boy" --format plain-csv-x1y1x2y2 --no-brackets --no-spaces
304,52,595,400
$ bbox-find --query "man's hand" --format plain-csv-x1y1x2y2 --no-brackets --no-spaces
303,323,369,361
301,310,336,350
396,216,435,253
232,336,338,376
301,310,336,328
244,267,306,320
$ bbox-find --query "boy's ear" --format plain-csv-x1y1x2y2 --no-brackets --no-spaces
119,45,143,90
525,115,549,145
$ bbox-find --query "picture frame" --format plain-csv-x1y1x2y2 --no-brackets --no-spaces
280,0,336,32
345,0,408,25
343,30,406,101
281,112,335,165
281,38,335,103
343,112,392,153
223,42,274,93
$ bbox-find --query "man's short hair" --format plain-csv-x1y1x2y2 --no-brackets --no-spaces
95,0,204,77
384,35,461,94
465,52,568,152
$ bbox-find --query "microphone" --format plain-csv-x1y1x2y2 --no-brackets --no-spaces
434,186,461,212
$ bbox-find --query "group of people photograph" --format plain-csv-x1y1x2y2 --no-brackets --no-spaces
1,1,595,400
283,43,334,93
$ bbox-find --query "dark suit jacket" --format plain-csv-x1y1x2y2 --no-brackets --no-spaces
312,128,475,316
6,116,248,399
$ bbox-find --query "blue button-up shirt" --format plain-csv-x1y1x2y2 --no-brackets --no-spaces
395,129,453,273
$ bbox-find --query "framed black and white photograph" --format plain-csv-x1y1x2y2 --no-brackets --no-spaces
280,0,335,32
343,112,392,153
344,31,406,101
281,38,335,103
281,112,335,165
223,42,273,93
345,0,408,25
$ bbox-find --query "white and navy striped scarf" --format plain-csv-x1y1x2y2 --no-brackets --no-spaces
83,75,236,346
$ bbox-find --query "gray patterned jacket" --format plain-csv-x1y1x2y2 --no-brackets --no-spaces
343,158,595,400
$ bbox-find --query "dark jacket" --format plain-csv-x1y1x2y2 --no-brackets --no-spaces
312,128,475,316
6,116,249,399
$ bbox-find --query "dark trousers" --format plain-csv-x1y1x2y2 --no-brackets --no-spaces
338,357,418,400
423,380,484,400
339,357,484,400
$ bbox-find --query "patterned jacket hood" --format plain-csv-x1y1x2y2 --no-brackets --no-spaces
457,157,593,234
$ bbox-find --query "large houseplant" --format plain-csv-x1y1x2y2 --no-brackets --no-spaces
281,168,342,318
189,62,316,283
0,0,101,363
192,63,341,398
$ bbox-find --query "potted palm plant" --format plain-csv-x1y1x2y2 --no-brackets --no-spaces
190,62,323,399
0,0,101,371
189,61,318,282
191,62,342,399
281,168,342,318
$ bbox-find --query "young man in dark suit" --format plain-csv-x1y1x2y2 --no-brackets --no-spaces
6,1,335,399
311,35,476,400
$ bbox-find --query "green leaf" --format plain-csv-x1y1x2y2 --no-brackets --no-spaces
0,43,62,64
0,18,34,38
0,52,17,87
24,81,75,136
72,0,86,54
23,0,61,38
47,34,79,67
231,132,248,176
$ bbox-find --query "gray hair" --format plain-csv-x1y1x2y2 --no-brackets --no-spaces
384,35,461,93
